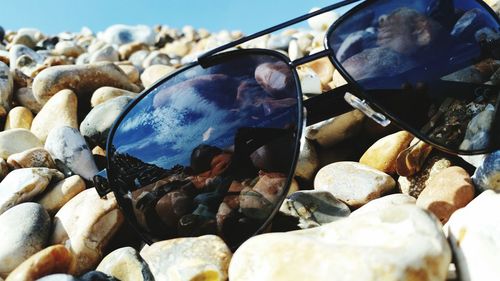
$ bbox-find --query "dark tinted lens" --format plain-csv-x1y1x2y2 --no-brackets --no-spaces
328,0,500,153
107,51,300,247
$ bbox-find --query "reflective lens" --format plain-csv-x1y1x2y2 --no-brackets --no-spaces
107,51,301,247
328,0,500,153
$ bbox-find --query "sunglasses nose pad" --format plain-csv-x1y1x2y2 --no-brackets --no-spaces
93,169,112,197
344,92,391,127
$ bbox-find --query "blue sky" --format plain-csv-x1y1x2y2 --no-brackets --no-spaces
2,1,353,35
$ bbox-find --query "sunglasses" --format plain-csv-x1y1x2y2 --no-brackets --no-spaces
93,0,500,248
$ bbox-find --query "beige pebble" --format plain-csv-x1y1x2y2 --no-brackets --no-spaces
92,146,106,156
396,139,434,177
306,56,334,86
140,64,175,88
91,86,138,107
117,64,140,84
14,88,43,114
37,175,86,216
4,106,33,130
118,42,149,60
7,147,55,169
294,138,319,181
306,109,365,147
0,129,42,159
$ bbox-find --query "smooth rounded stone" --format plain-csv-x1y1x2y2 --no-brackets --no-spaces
287,39,303,61
14,87,43,113
306,56,334,86
116,64,139,84
142,50,170,68
100,24,155,46
0,50,9,65
459,104,495,150
4,106,33,130
75,53,90,65
36,274,78,281
230,204,451,281
5,245,73,281
7,147,56,169
0,158,8,180
0,61,13,110
89,45,119,63
297,66,322,94
37,175,85,215
9,44,44,72
267,35,292,50
359,131,413,174
128,50,149,71
307,7,339,31
11,34,37,49
118,42,149,60
32,62,140,105
162,40,191,57
31,89,79,143
280,190,350,228
294,138,319,181
140,235,231,281
90,86,137,107
45,126,98,181
351,193,416,216
96,247,154,281
15,28,44,43
314,161,396,208
396,139,434,177
0,167,63,214
140,64,175,88
51,188,124,275
472,150,500,191
417,166,475,224
80,96,132,147
399,156,452,198
447,190,500,280
53,41,84,57
0,128,42,159
306,109,365,147
0,203,51,278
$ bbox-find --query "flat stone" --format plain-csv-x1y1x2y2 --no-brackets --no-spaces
294,138,319,181
80,96,132,147
396,139,434,177
96,247,154,281
351,193,416,216
14,87,43,113
30,89,79,143
230,205,451,281
91,86,138,107
417,166,475,224
472,150,500,191
32,62,140,105
7,147,55,169
0,128,42,159
45,126,98,181
280,190,350,228
140,64,175,88
314,161,396,208
37,175,86,215
51,188,124,275
140,235,231,281
0,203,50,278
4,106,33,130
359,131,414,174
0,61,13,110
0,167,63,214
399,156,452,198
306,109,365,147
447,190,500,280
5,245,73,281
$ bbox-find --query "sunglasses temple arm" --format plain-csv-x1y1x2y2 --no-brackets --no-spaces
198,0,362,64
303,84,354,126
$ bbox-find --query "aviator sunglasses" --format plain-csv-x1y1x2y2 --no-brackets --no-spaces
93,0,500,248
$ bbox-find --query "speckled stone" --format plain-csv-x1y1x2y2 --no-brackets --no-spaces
306,109,365,147
0,61,13,111
4,106,33,130
37,175,86,215
51,188,124,275
96,247,154,281
140,64,175,88
0,128,42,159
230,205,451,281
5,245,73,281
45,126,98,181
7,147,56,169
0,203,51,278
140,235,232,281
472,150,500,191
399,156,452,198
90,86,137,107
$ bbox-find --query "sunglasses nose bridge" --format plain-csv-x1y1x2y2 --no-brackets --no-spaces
290,49,333,68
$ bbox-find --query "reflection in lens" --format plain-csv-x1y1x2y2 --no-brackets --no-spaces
107,52,299,247
329,0,500,153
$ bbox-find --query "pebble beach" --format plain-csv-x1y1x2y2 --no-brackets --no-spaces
0,1,499,281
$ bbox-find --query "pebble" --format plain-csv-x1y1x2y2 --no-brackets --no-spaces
5,245,73,281
307,7,339,31
140,64,175,88
0,50,9,65
14,87,43,113
336,30,376,62
128,50,149,72
7,147,56,169
0,158,8,180
30,89,79,143
351,193,416,216
32,62,140,105
142,50,170,68
287,39,303,61
0,61,13,110
331,69,348,88
36,274,78,281
399,156,452,198
447,190,500,280
140,235,232,281
4,106,33,130
100,24,155,46
280,190,350,228
472,150,500,191
459,104,495,151
11,34,36,49
297,66,322,94
117,42,149,60
230,205,451,281
294,138,319,181
80,96,132,147
306,109,365,147
359,131,413,174
162,40,191,57
306,56,334,86
0,167,63,214
37,175,86,215
267,35,292,50
314,161,396,208
0,128,42,159
96,247,154,281
89,45,119,63
53,40,84,57
51,188,124,275
0,203,51,278
416,166,475,224
116,64,139,84
396,139,434,177
451,8,486,40
9,44,45,77
90,86,138,107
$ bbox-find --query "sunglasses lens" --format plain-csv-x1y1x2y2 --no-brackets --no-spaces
328,0,499,153
106,52,300,247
